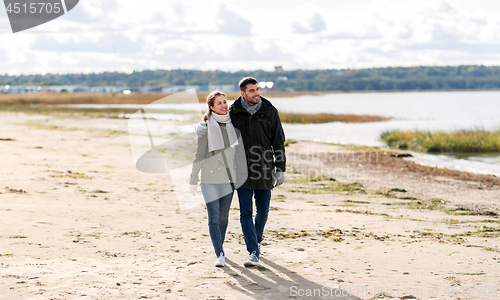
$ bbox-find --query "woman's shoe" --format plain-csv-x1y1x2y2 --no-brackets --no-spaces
215,252,225,267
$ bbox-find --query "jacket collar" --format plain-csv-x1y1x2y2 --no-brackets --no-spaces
231,96,272,114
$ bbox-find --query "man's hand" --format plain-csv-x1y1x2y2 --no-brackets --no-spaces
189,184,197,196
272,171,285,187
195,121,207,137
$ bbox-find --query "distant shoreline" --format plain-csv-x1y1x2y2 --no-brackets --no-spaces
1,88,500,105
1,88,499,120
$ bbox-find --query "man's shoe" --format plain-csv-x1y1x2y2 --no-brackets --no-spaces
258,243,262,256
244,251,259,267
215,252,225,267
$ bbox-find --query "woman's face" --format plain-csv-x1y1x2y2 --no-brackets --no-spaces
210,95,228,115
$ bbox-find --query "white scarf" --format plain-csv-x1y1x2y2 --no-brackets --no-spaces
206,112,239,152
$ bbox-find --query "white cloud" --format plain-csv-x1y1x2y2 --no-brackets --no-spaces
216,4,252,36
292,13,327,34
32,33,145,53
2,0,500,74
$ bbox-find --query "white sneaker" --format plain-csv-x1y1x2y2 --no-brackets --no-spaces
215,252,225,267
258,243,262,256
244,251,259,267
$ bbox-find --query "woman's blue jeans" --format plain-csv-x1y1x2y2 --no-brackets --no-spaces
200,183,234,257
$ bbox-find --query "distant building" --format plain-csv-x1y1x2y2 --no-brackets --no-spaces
43,86,85,93
208,84,237,92
161,85,201,93
275,66,283,72
137,86,160,93
89,86,125,93
72,86,91,93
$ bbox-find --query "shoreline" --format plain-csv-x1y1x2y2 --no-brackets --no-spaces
1,88,500,105
306,142,500,188
1,112,499,300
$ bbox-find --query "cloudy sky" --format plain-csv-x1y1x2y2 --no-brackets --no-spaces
1,0,500,75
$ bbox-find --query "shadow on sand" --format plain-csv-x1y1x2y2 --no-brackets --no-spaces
222,257,362,300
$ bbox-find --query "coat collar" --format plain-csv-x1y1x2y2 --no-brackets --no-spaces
231,96,273,115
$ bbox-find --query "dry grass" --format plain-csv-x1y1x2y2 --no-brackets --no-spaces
0,91,328,107
381,129,500,153
0,93,187,106
279,112,390,124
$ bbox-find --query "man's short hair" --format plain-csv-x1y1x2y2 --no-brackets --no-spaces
239,77,258,92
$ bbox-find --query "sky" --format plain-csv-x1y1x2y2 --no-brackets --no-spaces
2,0,500,75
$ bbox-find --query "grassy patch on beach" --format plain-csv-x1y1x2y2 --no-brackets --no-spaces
289,181,365,195
443,219,500,225
270,194,286,202
381,199,442,210
381,129,500,153
300,174,336,183
333,209,390,217
380,196,498,217
279,112,390,124
342,200,370,204
483,247,500,253
445,276,461,286
373,187,420,200
284,139,298,147
447,207,498,216
452,226,500,238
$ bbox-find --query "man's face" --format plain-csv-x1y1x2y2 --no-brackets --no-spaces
241,83,261,106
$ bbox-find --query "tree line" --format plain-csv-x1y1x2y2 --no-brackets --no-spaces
2,65,500,91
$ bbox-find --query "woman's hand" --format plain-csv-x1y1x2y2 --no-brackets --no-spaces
189,184,197,195
195,121,207,137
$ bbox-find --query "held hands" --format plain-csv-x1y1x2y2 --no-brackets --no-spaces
189,184,197,196
272,171,285,187
195,121,208,137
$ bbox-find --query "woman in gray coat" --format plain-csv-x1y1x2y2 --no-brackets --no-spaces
189,91,242,267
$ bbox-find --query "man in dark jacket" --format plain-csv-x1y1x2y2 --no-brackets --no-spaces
231,77,286,266
196,77,286,266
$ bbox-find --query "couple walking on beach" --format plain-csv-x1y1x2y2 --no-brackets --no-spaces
189,77,287,267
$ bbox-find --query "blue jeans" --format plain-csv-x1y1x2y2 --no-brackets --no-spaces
237,188,271,257
201,183,234,257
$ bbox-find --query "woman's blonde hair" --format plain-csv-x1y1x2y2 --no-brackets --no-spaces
203,90,226,121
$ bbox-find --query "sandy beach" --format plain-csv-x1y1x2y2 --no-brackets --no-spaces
1,112,499,300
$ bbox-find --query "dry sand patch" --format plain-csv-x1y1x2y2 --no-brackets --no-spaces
1,113,499,300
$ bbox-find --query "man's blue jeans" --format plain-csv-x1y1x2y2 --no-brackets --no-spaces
201,183,234,257
237,188,271,257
